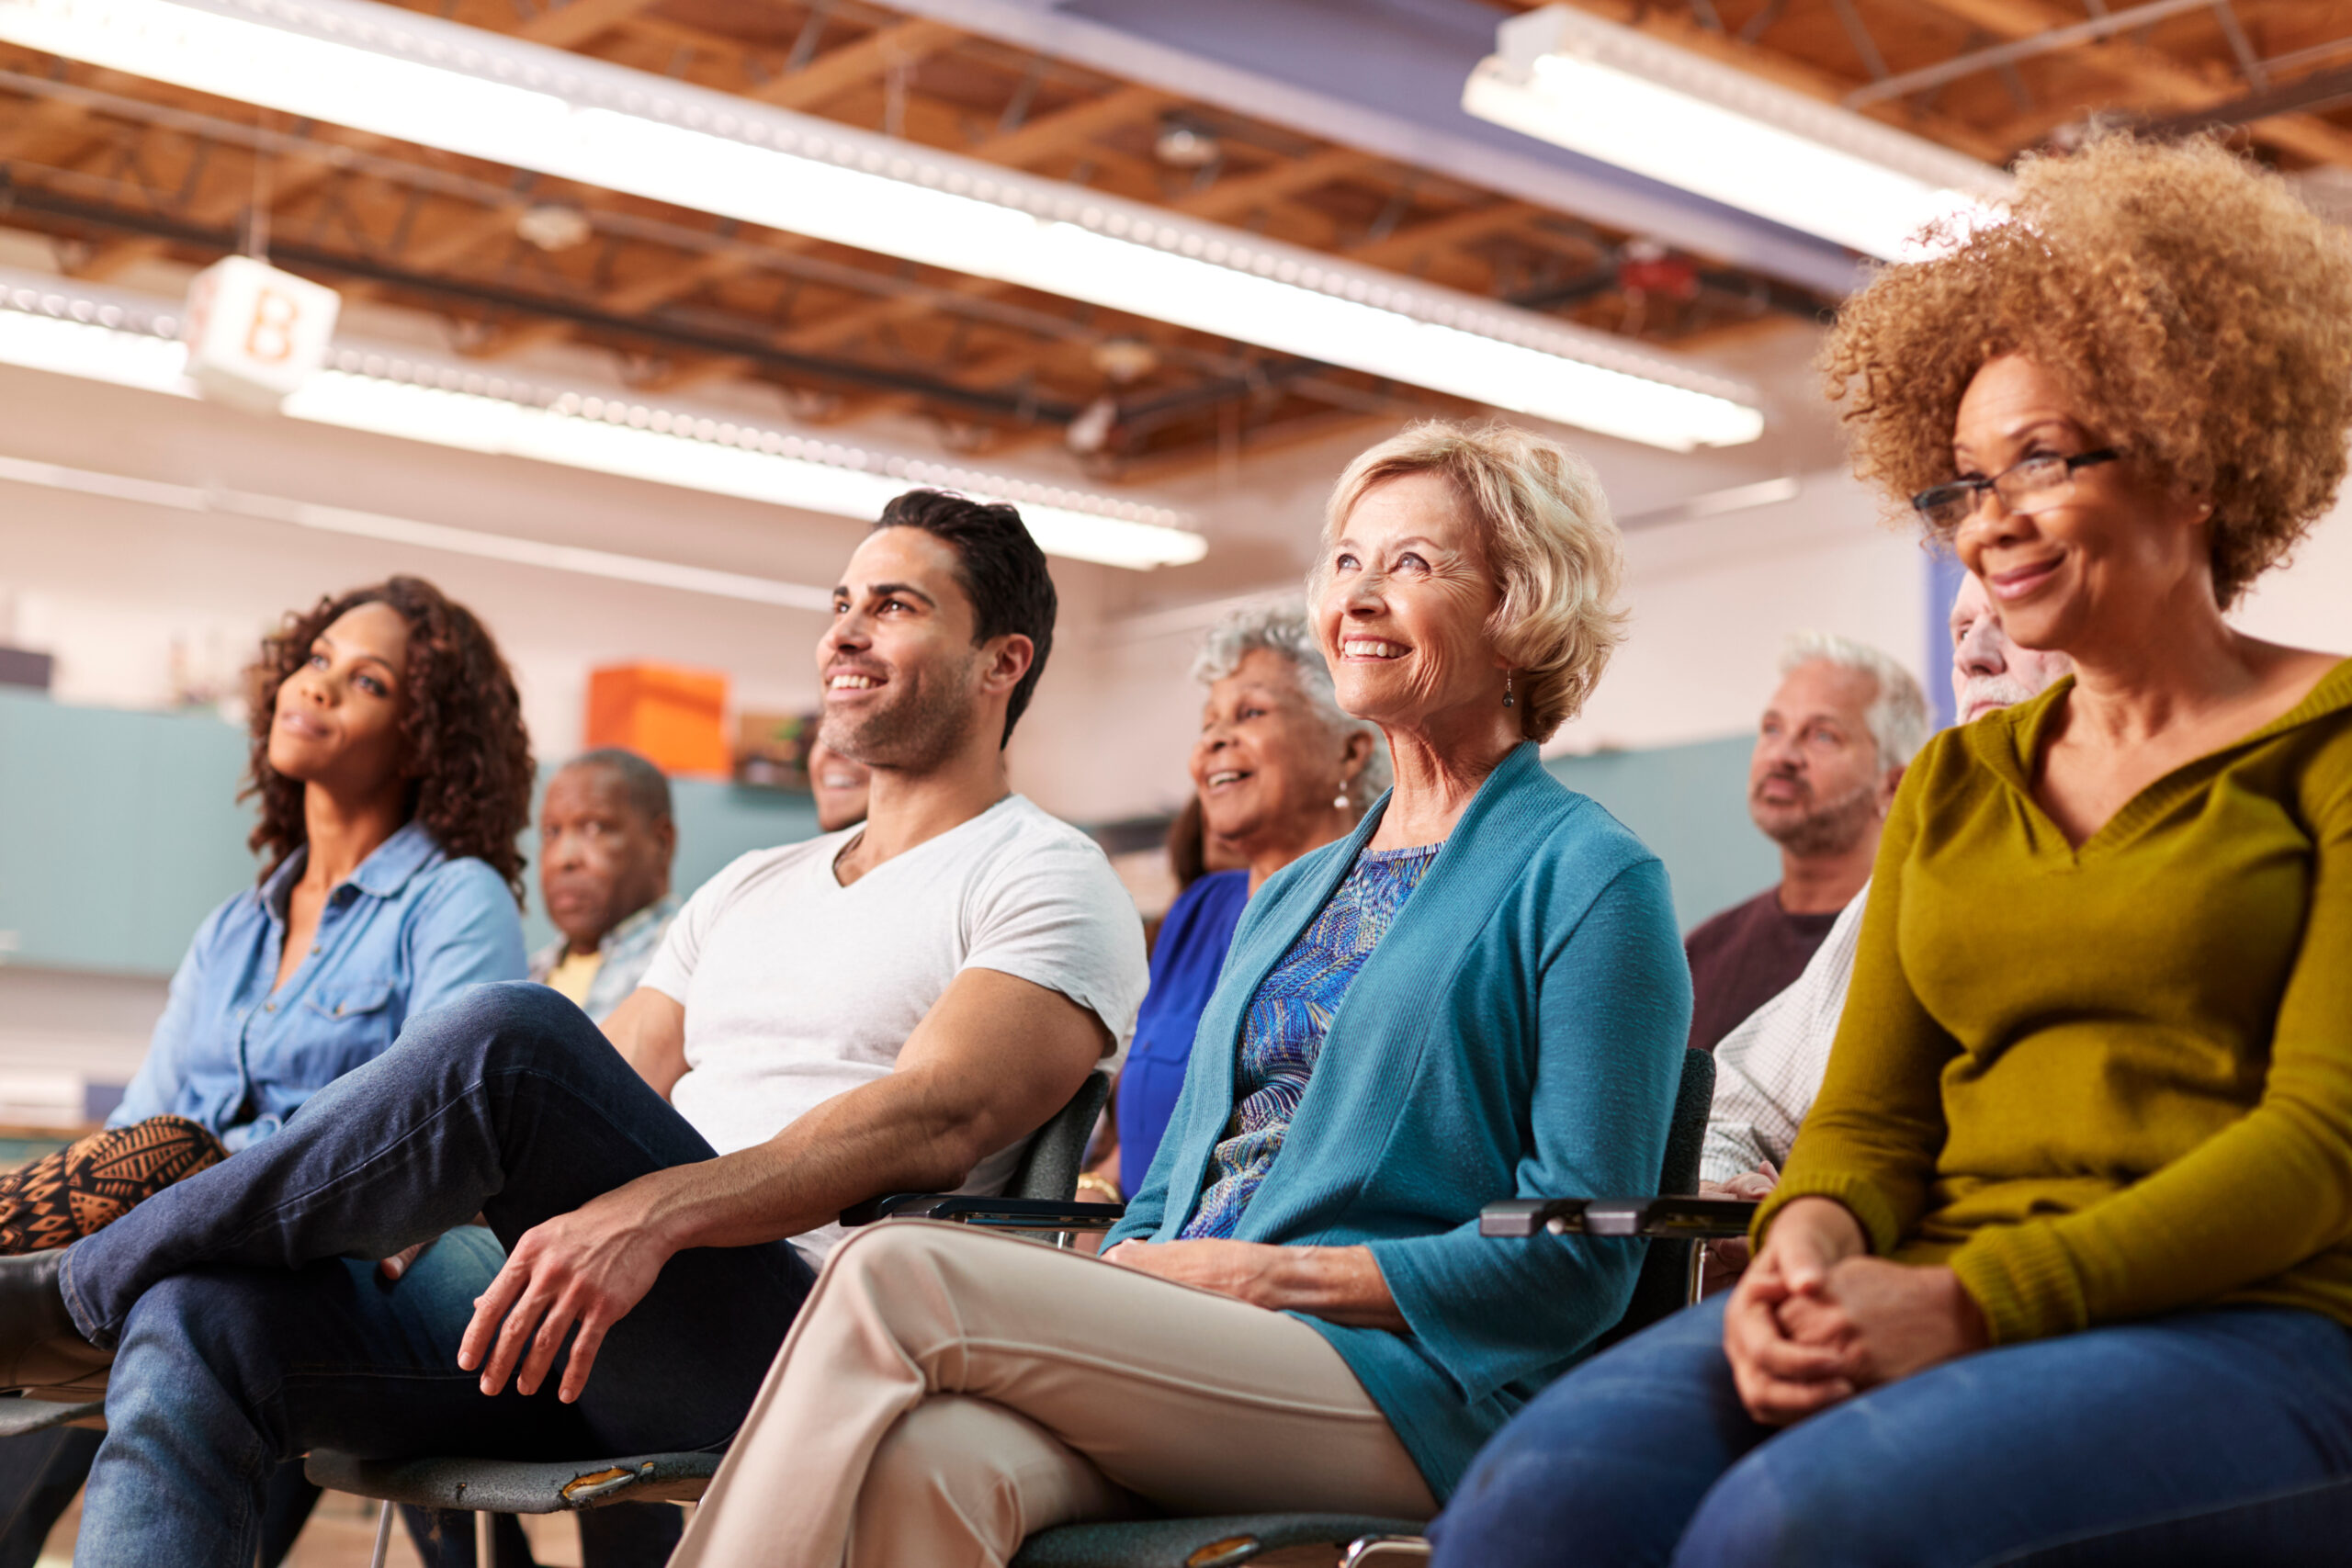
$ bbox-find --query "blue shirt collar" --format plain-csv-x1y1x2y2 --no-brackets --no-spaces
262,818,444,923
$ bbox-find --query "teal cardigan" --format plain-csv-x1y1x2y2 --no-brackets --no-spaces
1106,743,1690,1498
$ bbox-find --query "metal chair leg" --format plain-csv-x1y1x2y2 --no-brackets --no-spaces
1685,1238,1707,1307
368,1500,394,1568
476,1508,495,1564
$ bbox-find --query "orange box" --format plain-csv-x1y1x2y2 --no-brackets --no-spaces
586,663,730,777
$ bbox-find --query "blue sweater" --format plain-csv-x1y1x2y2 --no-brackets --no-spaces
1116,869,1250,1199
1106,744,1691,1497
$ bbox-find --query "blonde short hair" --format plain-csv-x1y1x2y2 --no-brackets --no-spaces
1317,421,1627,743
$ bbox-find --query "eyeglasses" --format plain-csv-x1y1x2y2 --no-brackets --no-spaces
1911,448,2122,531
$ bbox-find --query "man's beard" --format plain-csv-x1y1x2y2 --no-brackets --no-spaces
1752,774,1879,859
819,656,980,774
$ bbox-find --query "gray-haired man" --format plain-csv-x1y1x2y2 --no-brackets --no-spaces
1682,634,1929,1053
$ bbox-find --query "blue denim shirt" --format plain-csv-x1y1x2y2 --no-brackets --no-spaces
110,819,526,1151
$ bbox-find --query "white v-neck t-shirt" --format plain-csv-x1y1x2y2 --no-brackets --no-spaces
639,794,1147,1258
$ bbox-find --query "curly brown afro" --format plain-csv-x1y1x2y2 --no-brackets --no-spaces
1821,134,2352,605
244,576,534,902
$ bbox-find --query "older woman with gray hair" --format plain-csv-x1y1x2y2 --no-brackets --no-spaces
1109,604,1390,1198
667,421,1692,1568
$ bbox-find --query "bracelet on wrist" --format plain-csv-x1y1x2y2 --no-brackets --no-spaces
1074,1174,1122,1203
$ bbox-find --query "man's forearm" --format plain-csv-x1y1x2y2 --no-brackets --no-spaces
628,1073,999,1252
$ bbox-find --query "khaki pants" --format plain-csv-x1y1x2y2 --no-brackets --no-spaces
670,1222,1438,1568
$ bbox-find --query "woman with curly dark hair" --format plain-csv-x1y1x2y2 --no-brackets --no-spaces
1432,135,2352,1568
0,575,532,1565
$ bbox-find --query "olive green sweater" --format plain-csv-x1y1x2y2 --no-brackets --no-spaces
1757,657,2352,1346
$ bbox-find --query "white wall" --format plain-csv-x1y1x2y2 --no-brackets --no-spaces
7,341,2349,829
1566,469,1929,756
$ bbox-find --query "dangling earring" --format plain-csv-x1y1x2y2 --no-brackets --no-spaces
1502,670,1516,709
1332,779,1352,811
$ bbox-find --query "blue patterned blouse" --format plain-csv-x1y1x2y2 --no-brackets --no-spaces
1180,840,1442,1239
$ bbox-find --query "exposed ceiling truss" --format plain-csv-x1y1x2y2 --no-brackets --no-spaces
0,0,1828,478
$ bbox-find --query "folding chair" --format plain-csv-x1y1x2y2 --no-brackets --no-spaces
305,1071,1114,1568
1000,1046,1726,1568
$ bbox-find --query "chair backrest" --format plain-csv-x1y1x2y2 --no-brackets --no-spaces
1594,1047,1715,1349
1007,1071,1112,1201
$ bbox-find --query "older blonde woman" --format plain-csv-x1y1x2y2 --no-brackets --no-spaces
1431,137,2352,1568
1109,604,1389,1200
668,422,1693,1568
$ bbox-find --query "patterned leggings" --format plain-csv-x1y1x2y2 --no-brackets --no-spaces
0,1118,226,1254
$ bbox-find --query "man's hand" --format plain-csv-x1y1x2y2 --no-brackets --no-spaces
379,1238,433,1281
1699,1160,1779,1278
458,1178,681,1404
1721,1195,1866,1426
1775,1258,1987,1389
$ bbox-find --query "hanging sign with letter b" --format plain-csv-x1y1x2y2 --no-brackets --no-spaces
181,256,342,412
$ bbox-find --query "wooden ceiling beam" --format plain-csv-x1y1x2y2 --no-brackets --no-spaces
61,130,356,278
517,0,670,51
978,81,1170,165
748,18,966,111
1344,199,1544,270
1171,145,1383,221
1914,0,2352,165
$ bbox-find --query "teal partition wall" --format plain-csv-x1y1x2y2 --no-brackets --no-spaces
0,691,821,976
0,689,259,976
1546,735,1777,934
1,690,1769,972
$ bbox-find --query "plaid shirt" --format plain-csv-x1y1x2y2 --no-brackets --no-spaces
529,893,683,1025
1701,884,1868,1184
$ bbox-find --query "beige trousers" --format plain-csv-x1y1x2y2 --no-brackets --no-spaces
668,1222,1437,1568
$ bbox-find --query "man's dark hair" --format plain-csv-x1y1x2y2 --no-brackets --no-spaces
875,490,1057,747
562,748,673,825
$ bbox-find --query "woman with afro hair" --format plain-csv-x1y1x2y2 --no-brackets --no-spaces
0,576,533,1564
1431,135,2352,1567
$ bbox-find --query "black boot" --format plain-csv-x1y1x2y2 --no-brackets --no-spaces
0,1250,113,1395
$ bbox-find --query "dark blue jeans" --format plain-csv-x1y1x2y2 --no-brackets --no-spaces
1431,1293,2352,1568
59,983,816,1568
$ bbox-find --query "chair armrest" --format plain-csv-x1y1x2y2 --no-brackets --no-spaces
841,1194,1127,1232
1481,1195,1758,1240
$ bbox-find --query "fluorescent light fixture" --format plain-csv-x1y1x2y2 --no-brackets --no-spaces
0,0,1764,450
1618,475,1801,530
1465,6,2013,262
0,275,1208,570
0,449,841,609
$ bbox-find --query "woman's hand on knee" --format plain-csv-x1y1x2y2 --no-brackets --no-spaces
1103,1237,1284,1305
1724,1246,1860,1426
1803,1259,1989,1388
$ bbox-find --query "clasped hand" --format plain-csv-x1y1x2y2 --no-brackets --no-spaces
1724,1196,1987,1427
454,1179,678,1404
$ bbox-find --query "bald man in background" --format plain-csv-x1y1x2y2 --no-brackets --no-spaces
533,750,681,1025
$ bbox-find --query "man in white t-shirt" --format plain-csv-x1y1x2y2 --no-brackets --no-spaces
7,491,1148,1568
